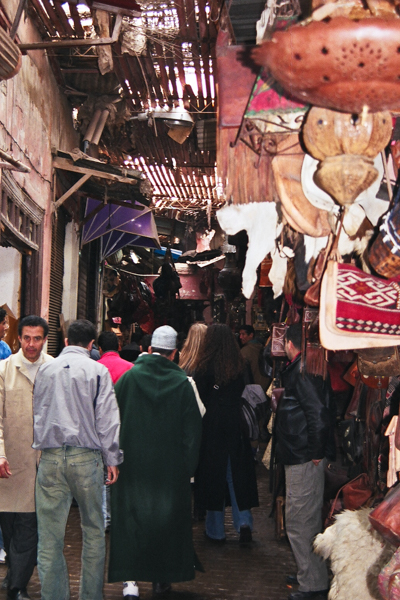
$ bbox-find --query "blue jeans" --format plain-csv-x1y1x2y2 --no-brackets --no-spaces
206,457,253,540
102,482,110,529
35,447,105,600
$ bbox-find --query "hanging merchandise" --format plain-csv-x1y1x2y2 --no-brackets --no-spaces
369,185,400,278
302,107,392,208
252,17,400,114
304,234,333,307
369,483,400,546
378,545,400,600
301,307,327,378
270,322,288,358
320,261,400,350
356,347,400,378
256,0,301,43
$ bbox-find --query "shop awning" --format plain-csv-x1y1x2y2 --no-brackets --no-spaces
81,198,160,258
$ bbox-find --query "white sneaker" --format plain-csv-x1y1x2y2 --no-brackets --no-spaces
123,581,139,598
0,549,6,563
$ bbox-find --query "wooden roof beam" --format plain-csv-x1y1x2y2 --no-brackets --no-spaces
53,156,140,184
19,12,122,50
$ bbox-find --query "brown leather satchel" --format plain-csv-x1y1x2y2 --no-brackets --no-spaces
325,472,372,528
341,472,372,511
301,307,327,377
304,234,334,307
369,483,400,546
357,347,400,378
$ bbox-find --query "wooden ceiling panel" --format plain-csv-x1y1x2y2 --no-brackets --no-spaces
26,0,220,215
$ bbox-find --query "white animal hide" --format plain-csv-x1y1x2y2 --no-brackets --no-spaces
314,508,394,600
303,235,330,264
269,248,287,299
343,204,366,237
216,202,279,299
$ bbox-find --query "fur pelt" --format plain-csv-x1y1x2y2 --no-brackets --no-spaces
314,508,395,600
216,202,279,299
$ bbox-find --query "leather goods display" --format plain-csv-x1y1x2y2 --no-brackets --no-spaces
341,472,372,511
377,546,400,600
339,417,365,465
270,297,299,357
271,323,287,357
302,307,327,377
271,387,284,413
327,361,351,393
369,483,400,546
320,260,400,350
359,373,389,390
252,17,400,114
357,347,400,378
304,236,333,307
370,198,400,279
325,472,372,528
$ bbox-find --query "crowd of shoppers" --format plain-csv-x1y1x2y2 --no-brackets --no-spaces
0,314,334,600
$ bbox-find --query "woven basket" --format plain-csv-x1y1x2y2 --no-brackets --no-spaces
369,232,400,278
0,27,21,81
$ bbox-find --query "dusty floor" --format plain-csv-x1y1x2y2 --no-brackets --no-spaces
0,465,298,600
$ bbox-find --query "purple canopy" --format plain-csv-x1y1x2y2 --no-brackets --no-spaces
82,198,160,258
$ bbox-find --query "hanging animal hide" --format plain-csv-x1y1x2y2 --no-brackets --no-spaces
269,247,288,298
216,202,279,298
314,508,395,600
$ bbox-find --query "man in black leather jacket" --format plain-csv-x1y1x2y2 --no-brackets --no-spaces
275,323,335,600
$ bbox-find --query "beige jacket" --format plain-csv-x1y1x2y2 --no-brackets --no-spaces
0,349,53,512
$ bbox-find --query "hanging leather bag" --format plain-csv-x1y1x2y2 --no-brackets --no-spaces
271,386,285,412
369,483,400,546
357,346,400,378
304,234,334,307
271,323,288,357
271,298,288,358
325,472,372,528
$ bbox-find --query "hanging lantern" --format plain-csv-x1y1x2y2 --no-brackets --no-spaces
301,106,392,206
302,108,392,161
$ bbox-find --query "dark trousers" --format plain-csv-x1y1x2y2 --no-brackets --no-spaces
0,512,38,590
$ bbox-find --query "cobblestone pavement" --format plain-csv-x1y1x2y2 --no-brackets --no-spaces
0,465,297,600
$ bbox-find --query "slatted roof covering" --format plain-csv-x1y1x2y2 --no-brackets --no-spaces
23,0,222,216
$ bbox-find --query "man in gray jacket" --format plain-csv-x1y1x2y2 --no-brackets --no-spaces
33,319,123,600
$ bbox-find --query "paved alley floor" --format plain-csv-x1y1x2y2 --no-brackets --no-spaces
0,465,297,600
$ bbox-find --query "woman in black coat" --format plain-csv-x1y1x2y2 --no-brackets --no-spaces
194,324,259,543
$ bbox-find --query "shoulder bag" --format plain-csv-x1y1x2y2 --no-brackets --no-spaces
369,483,400,546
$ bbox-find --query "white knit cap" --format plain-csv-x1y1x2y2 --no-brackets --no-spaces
151,325,177,350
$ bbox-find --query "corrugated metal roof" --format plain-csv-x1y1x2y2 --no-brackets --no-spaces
228,0,265,44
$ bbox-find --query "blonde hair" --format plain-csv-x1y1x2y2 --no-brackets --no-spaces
179,322,207,376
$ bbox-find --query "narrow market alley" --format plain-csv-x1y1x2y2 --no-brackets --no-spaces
0,465,296,600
